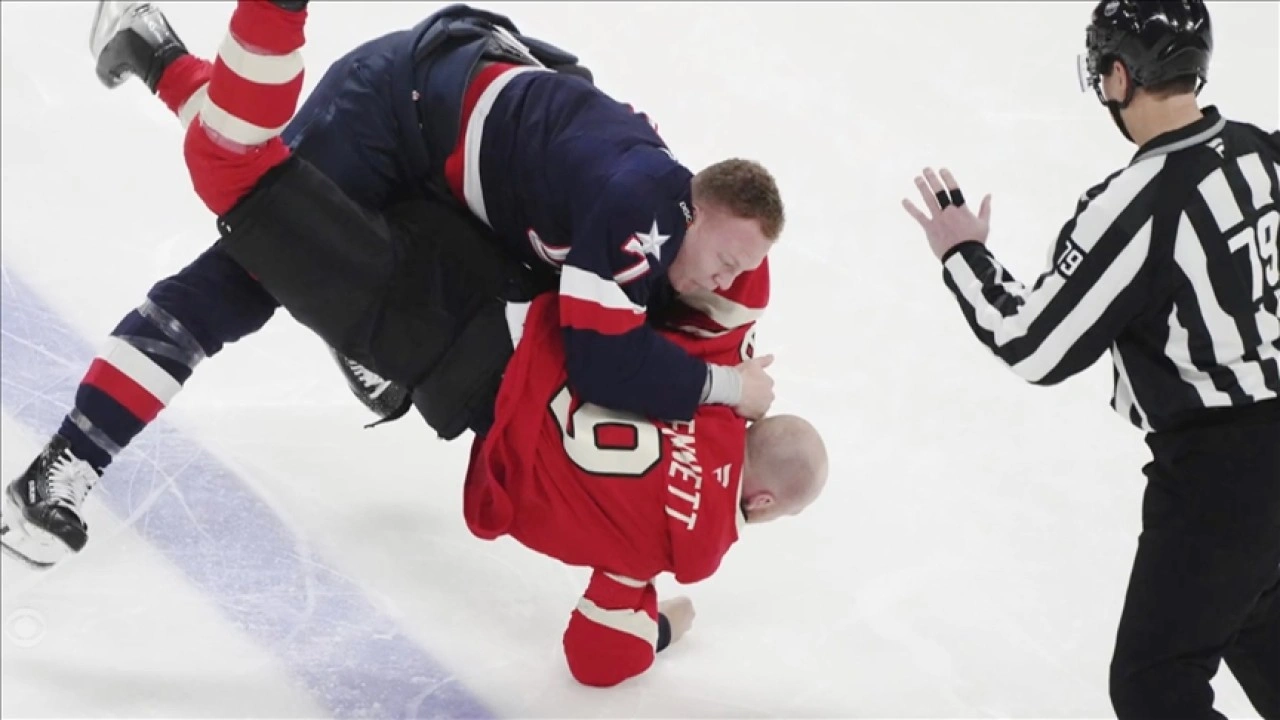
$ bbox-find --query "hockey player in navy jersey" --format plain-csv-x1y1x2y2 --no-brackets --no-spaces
432,59,783,422
1,2,785,568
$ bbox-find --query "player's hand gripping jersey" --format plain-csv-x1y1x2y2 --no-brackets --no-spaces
463,262,768,687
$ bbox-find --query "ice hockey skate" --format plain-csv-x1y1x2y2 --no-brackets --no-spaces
330,349,413,425
90,1,187,90
0,435,101,568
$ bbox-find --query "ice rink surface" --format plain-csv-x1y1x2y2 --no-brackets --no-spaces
2,2,1277,717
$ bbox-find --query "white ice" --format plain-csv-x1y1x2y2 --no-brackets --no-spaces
2,1,1277,718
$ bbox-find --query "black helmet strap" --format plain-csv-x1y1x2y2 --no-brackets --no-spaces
1097,56,1140,143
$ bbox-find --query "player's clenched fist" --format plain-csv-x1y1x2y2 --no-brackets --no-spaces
734,354,775,420
659,596,696,646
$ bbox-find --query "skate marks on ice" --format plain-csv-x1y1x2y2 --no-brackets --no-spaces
0,264,492,719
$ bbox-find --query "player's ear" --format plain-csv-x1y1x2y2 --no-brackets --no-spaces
743,493,774,512
1109,59,1131,94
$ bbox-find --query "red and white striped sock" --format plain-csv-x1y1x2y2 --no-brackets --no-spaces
155,54,213,129
183,0,308,215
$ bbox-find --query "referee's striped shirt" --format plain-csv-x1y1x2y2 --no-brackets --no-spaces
941,106,1280,433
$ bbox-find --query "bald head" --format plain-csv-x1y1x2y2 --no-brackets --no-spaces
741,414,828,524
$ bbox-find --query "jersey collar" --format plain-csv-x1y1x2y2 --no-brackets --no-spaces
1132,105,1226,164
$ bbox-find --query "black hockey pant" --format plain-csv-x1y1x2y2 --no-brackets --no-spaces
1110,399,1280,720
216,154,543,440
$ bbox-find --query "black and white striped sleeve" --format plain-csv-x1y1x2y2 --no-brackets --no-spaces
940,158,1168,386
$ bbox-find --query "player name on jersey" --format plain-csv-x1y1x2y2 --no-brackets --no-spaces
663,419,702,531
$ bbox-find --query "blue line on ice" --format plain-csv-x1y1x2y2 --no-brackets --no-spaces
0,264,493,719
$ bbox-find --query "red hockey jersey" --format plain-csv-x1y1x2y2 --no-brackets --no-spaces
463,261,768,687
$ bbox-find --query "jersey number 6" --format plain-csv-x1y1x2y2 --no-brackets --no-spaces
549,385,663,478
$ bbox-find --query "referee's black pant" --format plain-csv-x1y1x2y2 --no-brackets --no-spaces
1110,400,1280,720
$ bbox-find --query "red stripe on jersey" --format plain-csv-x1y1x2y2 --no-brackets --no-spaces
444,62,524,204
206,56,305,133
82,359,166,423
228,0,306,55
560,294,646,336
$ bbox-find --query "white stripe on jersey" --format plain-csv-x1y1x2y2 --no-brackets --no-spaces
943,255,1019,345
1186,158,1280,403
1163,302,1233,406
460,66,548,227
574,597,659,646
1253,308,1280,390
1238,153,1274,213
1013,216,1153,382
944,157,1166,353
677,289,764,332
560,266,647,314
1199,167,1244,231
1174,212,1273,401
672,325,728,339
603,573,650,589
1111,346,1151,431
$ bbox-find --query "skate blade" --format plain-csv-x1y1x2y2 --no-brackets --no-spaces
0,543,57,570
0,495,68,570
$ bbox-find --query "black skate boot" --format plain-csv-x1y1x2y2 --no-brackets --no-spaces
0,435,101,568
329,348,413,426
89,1,187,91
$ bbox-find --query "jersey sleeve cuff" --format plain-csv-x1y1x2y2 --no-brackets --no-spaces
940,240,989,266
701,363,742,406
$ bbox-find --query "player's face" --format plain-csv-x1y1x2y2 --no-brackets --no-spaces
671,211,771,295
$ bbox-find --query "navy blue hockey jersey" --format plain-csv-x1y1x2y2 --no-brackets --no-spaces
442,62,709,421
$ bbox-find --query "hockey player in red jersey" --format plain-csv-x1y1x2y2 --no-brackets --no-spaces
464,263,829,687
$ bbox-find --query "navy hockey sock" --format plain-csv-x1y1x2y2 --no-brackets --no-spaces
56,248,278,472
57,300,206,472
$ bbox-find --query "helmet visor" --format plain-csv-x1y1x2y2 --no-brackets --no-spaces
1076,52,1106,102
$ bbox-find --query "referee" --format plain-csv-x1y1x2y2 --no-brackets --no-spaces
902,1,1279,718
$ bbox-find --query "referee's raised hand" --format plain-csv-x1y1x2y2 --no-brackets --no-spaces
902,167,993,261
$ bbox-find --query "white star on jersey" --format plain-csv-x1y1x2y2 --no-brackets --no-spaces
629,219,670,261
615,218,672,284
